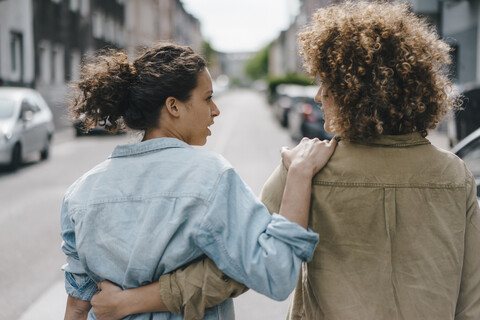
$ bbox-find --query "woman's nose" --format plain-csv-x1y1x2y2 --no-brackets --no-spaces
314,87,322,103
212,102,220,117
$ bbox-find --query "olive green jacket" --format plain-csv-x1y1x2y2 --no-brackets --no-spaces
260,133,480,320
159,258,247,320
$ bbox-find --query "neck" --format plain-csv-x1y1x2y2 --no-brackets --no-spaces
142,126,184,142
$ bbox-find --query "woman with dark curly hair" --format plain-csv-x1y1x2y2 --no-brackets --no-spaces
61,42,337,320
259,1,480,319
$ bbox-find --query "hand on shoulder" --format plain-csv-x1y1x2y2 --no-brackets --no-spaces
281,137,337,177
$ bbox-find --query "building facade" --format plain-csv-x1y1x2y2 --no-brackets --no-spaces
33,0,125,118
0,0,203,129
124,0,202,57
269,0,480,87
0,0,36,87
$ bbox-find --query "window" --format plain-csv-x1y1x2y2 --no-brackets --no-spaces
38,40,51,84
114,21,125,46
104,16,115,42
70,51,81,81
0,29,2,80
0,99,15,119
92,11,104,39
51,44,65,84
51,50,57,82
10,32,22,72
70,0,80,12
19,99,35,121
10,32,23,81
80,0,90,17
449,43,459,82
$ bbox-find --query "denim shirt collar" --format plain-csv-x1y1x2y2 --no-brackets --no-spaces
109,137,192,158
339,132,431,148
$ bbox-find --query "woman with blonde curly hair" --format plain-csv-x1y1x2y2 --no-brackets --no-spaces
87,2,480,320
260,1,480,319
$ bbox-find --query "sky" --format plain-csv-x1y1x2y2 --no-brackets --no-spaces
180,0,300,53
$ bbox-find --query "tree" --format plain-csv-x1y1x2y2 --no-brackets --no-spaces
201,41,217,66
245,45,270,80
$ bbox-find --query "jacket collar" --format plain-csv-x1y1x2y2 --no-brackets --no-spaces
340,132,431,147
109,137,191,158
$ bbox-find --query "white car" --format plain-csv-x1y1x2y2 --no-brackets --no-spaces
0,87,54,170
451,127,480,204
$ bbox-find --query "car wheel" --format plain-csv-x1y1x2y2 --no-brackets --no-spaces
75,127,84,137
40,135,51,160
8,143,22,171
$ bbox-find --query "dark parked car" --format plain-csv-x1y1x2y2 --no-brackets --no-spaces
451,127,480,203
74,119,110,136
0,87,54,170
273,85,317,128
287,87,335,142
448,83,480,146
73,115,125,137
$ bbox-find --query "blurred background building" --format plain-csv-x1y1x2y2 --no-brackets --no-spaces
270,0,480,84
0,0,204,128
124,0,202,57
0,0,479,142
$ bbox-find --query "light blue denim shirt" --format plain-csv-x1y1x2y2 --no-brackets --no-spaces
61,137,319,319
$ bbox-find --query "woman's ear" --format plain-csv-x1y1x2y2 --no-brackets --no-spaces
164,97,180,118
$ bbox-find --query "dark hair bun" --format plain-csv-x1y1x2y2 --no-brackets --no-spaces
69,43,206,134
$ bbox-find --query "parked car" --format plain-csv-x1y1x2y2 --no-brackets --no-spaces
73,118,108,136
273,85,317,128
451,127,480,203
447,82,480,147
0,87,54,170
286,86,335,142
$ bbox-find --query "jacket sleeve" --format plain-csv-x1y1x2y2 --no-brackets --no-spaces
455,170,480,320
195,167,319,301
158,258,248,319
60,196,98,301
260,163,288,214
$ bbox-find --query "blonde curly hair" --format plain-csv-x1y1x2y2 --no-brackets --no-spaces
298,1,460,141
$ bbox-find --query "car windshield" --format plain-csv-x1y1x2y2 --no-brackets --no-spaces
0,98,15,119
458,138,480,197
461,139,480,176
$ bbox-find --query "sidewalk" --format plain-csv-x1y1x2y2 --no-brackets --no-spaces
19,281,66,320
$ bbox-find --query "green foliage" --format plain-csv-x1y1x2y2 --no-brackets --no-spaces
245,45,270,80
231,77,242,87
266,73,313,102
202,41,217,66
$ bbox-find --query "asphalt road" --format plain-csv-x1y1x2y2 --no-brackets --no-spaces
0,88,296,320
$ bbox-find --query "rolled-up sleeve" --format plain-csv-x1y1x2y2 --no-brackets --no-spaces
60,198,97,301
195,167,318,301
266,213,317,262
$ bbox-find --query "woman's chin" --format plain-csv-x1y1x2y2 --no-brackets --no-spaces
192,137,208,146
